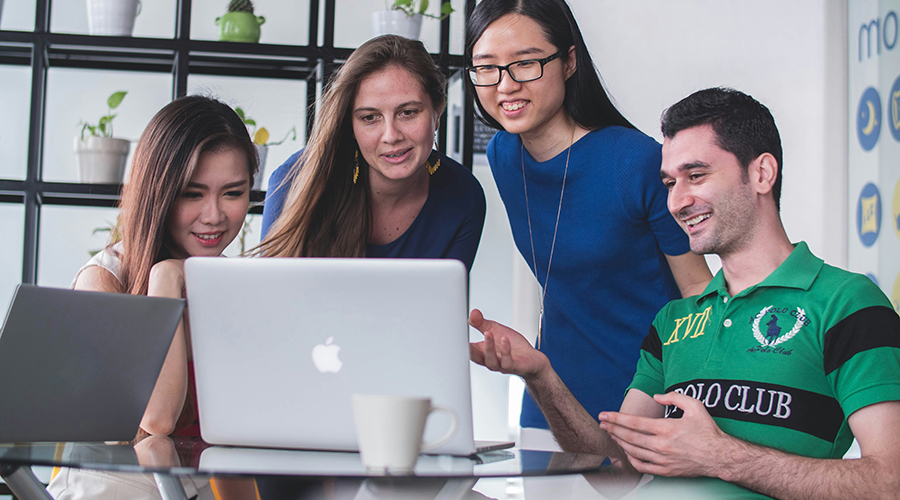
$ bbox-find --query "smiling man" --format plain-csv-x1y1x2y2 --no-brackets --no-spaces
469,88,900,499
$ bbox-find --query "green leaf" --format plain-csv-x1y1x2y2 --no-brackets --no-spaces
235,107,246,121
394,0,413,7
107,91,127,109
440,2,454,15
418,0,429,14
266,126,297,146
244,118,256,127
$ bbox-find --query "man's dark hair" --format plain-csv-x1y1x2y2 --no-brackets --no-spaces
661,87,783,210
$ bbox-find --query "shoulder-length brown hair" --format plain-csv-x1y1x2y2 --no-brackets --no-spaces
115,95,258,296
257,35,447,258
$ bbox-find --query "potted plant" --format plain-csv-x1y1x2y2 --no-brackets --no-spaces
86,0,142,36
75,91,131,184
216,0,265,43
234,107,297,190
372,0,454,40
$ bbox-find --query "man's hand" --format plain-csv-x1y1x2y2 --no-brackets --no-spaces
468,309,550,380
598,391,733,478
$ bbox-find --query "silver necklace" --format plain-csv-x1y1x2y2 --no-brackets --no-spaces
521,127,575,349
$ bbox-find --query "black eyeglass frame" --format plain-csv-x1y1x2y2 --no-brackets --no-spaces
466,50,566,87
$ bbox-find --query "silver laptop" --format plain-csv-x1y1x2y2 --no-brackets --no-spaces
0,284,184,442
185,257,505,456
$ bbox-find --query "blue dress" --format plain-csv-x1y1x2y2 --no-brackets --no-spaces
261,150,487,271
487,127,691,428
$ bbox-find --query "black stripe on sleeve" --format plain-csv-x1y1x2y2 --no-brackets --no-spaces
641,325,662,362
823,306,900,375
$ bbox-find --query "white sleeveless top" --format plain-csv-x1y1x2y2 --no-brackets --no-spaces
70,242,124,288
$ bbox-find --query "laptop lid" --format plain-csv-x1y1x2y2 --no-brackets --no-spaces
0,284,184,443
184,257,476,455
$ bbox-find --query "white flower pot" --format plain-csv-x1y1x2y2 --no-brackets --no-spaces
75,136,131,184
254,144,268,190
86,0,142,37
371,10,423,40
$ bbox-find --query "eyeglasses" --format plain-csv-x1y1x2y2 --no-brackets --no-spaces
467,50,565,87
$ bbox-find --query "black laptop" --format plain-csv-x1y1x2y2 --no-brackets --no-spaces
0,284,184,443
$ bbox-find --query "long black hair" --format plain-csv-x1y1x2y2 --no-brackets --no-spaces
464,0,634,131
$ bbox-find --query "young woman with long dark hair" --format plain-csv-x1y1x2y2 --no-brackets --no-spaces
465,0,712,446
71,95,257,437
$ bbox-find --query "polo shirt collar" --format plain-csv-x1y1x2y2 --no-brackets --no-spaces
693,241,823,305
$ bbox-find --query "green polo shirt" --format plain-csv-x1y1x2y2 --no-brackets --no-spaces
629,242,900,459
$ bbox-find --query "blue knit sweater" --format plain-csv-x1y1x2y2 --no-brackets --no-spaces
488,126,690,428
261,150,486,271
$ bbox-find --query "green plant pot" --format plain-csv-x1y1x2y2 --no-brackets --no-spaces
215,11,265,43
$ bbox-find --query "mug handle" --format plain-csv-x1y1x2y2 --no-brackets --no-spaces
135,0,142,17
420,405,457,452
257,16,266,26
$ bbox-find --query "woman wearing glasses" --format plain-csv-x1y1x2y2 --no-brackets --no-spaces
466,0,711,448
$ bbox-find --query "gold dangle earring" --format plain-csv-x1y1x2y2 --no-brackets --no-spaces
426,130,440,175
426,156,440,175
353,150,360,184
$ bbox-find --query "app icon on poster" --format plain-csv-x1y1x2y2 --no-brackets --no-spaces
857,182,882,247
891,75,900,142
857,87,882,151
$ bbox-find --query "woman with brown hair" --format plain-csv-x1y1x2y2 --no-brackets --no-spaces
259,35,485,270
70,95,257,437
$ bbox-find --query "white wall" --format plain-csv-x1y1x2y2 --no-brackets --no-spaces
571,0,849,268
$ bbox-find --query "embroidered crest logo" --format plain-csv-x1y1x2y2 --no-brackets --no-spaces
752,306,805,347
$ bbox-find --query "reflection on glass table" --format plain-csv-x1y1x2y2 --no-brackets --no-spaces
0,436,611,500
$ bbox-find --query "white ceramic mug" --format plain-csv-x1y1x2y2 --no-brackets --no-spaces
351,394,457,473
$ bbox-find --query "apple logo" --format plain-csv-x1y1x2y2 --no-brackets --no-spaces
312,336,342,373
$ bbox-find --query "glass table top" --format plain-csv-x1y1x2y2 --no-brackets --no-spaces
0,436,611,479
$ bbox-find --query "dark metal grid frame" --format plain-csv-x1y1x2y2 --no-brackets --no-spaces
0,0,474,285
